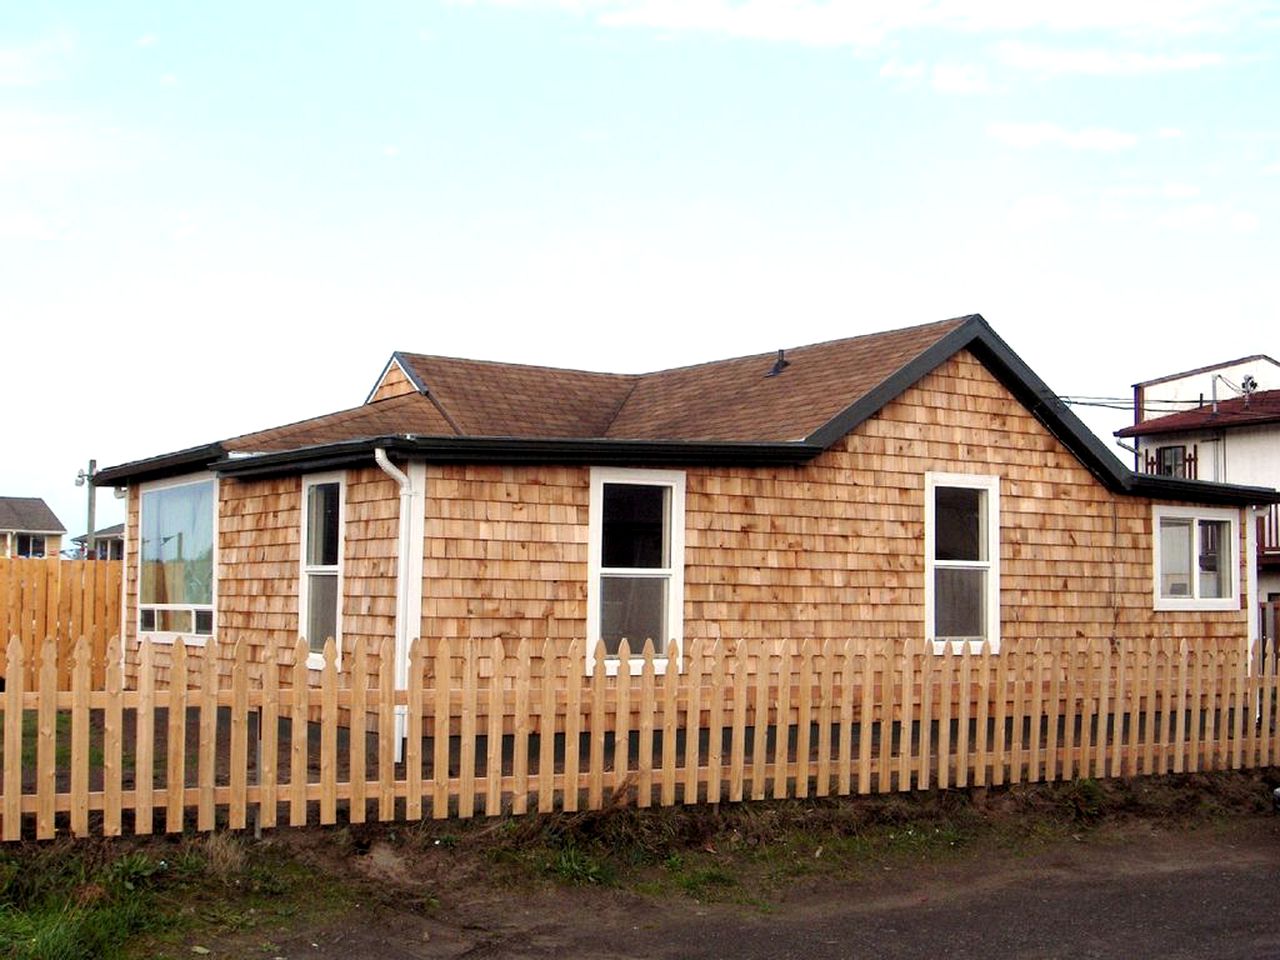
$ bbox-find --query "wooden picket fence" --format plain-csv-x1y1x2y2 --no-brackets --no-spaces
1,632,1278,841
0,558,121,689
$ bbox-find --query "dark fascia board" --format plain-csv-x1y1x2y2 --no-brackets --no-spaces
95,443,225,487
214,435,821,480
802,314,1278,507
806,315,1130,493
1129,474,1280,506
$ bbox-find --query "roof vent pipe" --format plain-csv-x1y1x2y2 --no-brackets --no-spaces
766,349,790,378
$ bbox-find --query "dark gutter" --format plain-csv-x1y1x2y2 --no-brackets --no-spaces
1128,474,1280,506
95,443,226,486
213,435,822,479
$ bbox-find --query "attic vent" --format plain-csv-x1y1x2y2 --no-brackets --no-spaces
766,349,790,378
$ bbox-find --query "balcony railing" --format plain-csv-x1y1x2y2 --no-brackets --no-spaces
1259,504,1280,561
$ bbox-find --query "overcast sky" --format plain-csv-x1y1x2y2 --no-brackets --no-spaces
3,1,1278,542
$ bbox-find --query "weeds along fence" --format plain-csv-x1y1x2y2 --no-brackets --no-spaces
1,632,1278,841
0,558,121,690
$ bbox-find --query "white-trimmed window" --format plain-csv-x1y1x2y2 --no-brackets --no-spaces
139,475,216,642
925,472,1000,651
15,534,46,558
300,473,345,666
1153,505,1238,610
586,467,685,673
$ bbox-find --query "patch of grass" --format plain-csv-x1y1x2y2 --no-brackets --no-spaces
0,844,169,960
673,865,736,900
546,844,615,886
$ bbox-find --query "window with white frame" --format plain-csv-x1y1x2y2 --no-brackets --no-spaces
139,476,215,638
15,534,46,558
587,467,685,669
300,474,344,659
1153,505,1238,610
924,472,1000,650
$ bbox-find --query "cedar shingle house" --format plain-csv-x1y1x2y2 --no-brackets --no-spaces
0,498,66,559
96,315,1279,687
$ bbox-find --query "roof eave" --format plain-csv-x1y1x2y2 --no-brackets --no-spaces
95,443,226,486
214,435,822,479
1127,474,1280,506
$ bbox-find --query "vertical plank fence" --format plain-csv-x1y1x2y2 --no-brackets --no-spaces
0,558,121,689
0,633,1276,840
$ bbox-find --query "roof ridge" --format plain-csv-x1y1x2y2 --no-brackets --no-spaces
393,316,976,382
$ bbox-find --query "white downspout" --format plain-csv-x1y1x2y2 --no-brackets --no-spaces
374,448,425,759
1248,505,1265,665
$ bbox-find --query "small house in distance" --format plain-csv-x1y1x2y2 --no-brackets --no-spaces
72,523,126,561
96,314,1279,690
0,497,66,559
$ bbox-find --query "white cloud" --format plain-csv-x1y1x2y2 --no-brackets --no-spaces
931,62,992,94
1264,162,1280,175
383,145,401,157
0,32,74,86
997,41,1224,75
456,0,1258,47
136,34,158,48
987,121,1138,151
1158,128,1185,139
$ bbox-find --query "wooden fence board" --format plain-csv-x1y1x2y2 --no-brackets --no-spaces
0,633,1274,841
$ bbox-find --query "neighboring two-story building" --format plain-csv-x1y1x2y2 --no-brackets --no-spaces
0,497,66,559
1118,356,1280,608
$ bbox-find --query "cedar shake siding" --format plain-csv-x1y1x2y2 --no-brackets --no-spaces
414,350,1248,659
105,316,1273,688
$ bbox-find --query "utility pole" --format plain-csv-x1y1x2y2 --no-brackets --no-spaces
75,459,97,559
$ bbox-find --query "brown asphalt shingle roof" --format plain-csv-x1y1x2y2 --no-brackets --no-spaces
1116,389,1280,438
224,392,459,453
216,316,969,453
0,497,65,533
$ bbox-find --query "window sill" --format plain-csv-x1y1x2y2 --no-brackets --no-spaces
1153,597,1239,612
138,633,209,647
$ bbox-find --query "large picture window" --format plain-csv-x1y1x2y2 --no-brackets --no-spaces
1153,505,1238,610
300,474,344,663
139,476,215,639
925,472,1000,651
587,467,685,672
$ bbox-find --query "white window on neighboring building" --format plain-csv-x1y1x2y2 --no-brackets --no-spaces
1153,505,1238,611
300,473,345,666
925,472,1001,652
139,475,216,641
586,467,685,673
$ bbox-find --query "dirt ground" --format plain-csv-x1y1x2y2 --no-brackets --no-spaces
153,780,1280,960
